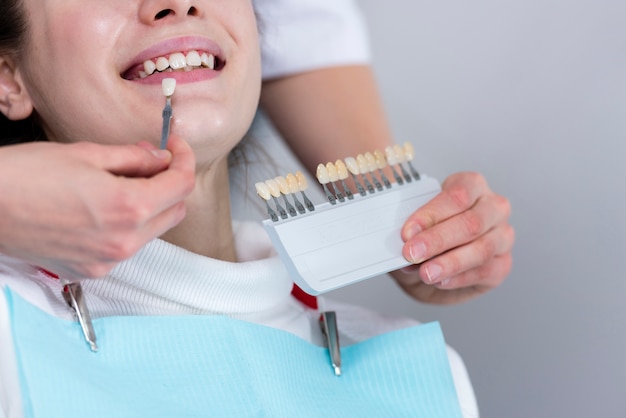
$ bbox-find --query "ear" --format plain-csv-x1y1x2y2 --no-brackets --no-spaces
0,57,33,120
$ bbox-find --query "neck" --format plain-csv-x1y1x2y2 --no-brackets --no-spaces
160,158,237,262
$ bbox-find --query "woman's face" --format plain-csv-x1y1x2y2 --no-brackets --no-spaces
14,0,261,158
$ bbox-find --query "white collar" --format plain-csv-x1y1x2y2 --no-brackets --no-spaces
81,222,293,317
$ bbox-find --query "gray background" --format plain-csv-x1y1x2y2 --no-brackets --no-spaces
241,1,626,417
346,1,626,417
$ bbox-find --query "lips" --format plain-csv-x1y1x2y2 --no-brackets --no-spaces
122,50,226,80
121,38,226,81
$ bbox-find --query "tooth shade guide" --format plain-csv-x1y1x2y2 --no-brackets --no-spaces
356,154,368,174
162,78,176,97
291,194,307,215
355,154,370,176
295,171,315,212
272,177,297,217
261,175,442,294
282,174,306,215
371,150,392,188
364,152,378,177
373,150,387,169
384,146,398,165
392,144,407,163
384,146,404,185
363,152,383,191
392,144,413,183
325,162,346,201
316,164,330,184
335,160,349,180
286,174,300,194
402,142,421,180
355,154,375,194
391,144,413,182
364,152,377,172
264,180,287,219
255,182,272,200
280,171,315,213
275,176,290,195
344,157,360,176
258,143,425,222
295,171,308,190
316,164,337,205
325,162,346,203
326,163,339,182
265,179,288,220
403,142,415,161
256,182,278,222
343,157,367,196
265,179,281,198
334,160,354,200
160,79,174,150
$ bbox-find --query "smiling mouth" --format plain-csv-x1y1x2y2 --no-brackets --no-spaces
122,50,226,80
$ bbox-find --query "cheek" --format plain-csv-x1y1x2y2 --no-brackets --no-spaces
218,50,261,145
20,6,120,101
28,4,121,59
237,61,262,131
229,14,262,135
19,5,133,143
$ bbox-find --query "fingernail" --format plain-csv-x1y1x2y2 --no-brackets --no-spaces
409,242,427,263
425,264,442,283
150,149,171,160
438,278,451,288
136,141,157,151
404,223,422,240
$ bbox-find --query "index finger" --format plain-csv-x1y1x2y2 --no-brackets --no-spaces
401,172,488,241
72,141,173,178
122,135,196,213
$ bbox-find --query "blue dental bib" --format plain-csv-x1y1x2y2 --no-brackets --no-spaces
6,288,463,418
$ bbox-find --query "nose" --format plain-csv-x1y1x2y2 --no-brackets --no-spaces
139,0,201,24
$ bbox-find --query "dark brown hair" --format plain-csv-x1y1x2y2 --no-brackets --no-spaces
0,0,44,145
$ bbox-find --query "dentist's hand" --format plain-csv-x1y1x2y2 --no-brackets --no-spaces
391,172,514,305
0,135,195,280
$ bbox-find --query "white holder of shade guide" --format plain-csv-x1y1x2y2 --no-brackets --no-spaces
262,175,441,295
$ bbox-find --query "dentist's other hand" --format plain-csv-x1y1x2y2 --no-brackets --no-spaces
392,172,514,305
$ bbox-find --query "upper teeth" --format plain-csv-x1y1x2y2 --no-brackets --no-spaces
139,50,215,79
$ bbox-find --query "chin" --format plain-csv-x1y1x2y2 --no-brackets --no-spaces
177,104,255,146
179,123,244,162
